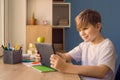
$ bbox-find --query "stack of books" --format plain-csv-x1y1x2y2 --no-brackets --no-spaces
22,60,55,72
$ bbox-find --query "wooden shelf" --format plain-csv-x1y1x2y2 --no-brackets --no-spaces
26,25,52,50
53,0,64,2
53,2,71,28
26,1,69,52
26,25,64,51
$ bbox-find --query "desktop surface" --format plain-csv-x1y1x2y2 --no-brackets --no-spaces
0,57,80,80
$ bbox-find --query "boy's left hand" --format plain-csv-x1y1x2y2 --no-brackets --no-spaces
50,53,68,72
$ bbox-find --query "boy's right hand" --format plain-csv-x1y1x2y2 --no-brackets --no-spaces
56,52,66,62
35,53,41,62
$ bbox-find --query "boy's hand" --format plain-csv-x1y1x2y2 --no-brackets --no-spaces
50,53,68,72
56,52,66,62
35,52,41,62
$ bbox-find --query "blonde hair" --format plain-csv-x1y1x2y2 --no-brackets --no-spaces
75,9,101,31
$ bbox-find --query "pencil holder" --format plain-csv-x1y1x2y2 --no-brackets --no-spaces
3,50,22,64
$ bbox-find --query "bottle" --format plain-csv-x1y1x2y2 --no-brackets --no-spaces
27,43,36,55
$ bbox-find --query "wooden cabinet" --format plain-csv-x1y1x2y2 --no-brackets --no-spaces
26,25,64,51
6,0,69,53
52,28,64,51
26,1,70,52
26,25,52,50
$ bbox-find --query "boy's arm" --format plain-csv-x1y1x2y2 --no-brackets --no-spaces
56,52,73,62
64,63,110,79
64,53,73,62
51,53,110,78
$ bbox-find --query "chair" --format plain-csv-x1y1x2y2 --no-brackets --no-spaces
115,64,120,80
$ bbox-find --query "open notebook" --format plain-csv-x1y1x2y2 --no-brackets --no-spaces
23,60,56,72
32,65,55,72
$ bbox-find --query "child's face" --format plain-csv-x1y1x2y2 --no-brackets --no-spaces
78,23,101,42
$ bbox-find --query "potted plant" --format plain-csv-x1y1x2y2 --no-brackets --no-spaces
30,12,37,25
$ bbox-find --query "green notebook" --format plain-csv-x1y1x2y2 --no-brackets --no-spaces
32,65,56,72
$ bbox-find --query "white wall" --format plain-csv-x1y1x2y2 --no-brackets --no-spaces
27,0,52,25
0,0,4,56
0,0,2,45
8,0,26,53
8,0,52,53
0,0,4,45
4,0,9,44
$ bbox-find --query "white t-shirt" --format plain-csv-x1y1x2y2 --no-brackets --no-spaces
68,39,117,80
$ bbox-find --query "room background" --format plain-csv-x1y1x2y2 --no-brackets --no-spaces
1,0,120,72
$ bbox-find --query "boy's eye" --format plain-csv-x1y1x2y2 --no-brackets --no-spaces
83,28,88,30
78,27,88,32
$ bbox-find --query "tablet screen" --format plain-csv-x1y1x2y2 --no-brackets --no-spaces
35,43,55,67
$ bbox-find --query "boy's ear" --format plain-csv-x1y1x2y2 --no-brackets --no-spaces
96,22,102,31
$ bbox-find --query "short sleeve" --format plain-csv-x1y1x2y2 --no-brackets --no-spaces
98,41,117,72
67,44,82,62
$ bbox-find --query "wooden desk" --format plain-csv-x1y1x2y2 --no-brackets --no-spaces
0,57,80,80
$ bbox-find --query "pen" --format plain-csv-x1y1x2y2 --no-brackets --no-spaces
1,45,7,50
1,45,4,49
15,44,21,50
8,43,10,50
1,45,5,50
8,43,13,51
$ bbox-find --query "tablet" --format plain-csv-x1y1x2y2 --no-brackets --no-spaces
35,43,55,67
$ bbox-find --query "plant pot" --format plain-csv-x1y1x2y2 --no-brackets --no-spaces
30,18,36,25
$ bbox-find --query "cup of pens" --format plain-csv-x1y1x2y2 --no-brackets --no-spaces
2,43,22,64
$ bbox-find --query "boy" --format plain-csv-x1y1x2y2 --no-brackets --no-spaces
50,9,117,80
